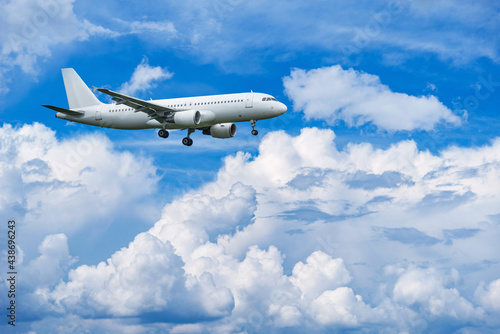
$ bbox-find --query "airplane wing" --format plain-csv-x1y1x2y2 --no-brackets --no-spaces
42,105,85,116
94,87,176,119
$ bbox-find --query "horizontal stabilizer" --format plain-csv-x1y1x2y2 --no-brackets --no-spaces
42,105,85,116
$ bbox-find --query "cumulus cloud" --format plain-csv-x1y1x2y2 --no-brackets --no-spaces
2,124,498,331
290,251,351,299
47,232,234,320
0,123,158,260
284,65,462,131
475,279,500,313
309,287,373,327
24,234,76,289
17,126,499,332
118,57,173,96
391,266,483,319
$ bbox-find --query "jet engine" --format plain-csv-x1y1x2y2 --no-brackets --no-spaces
198,110,216,125
173,110,201,127
203,123,237,138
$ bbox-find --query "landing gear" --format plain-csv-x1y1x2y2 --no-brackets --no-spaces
182,137,193,146
158,129,169,138
251,120,258,136
182,128,195,146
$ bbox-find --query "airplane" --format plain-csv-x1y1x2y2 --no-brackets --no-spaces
43,68,287,146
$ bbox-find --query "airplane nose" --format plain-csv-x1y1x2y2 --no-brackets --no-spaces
278,102,287,115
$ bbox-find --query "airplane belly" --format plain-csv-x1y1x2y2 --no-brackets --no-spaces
122,112,156,129
215,108,255,123
242,107,268,121
214,109,235,123
100,112,155,130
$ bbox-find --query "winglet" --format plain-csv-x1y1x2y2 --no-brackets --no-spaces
92,86,98,92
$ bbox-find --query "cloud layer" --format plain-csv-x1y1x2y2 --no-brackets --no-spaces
0,123,159,259
9,125,499,332
284,65,462,131
0,0,114,83
2,0,498,93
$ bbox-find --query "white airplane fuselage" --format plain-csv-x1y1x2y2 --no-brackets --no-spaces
56,92,287,130
44,68,287,146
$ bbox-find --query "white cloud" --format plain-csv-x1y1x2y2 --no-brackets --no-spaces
7,125,500,332
99,1,498,69
0,123,159,259
309,287,372,327
24,234,76,289
284,65,462,131
116,19,177,35
1,0,497,93
0,0,116,82
392,266,483,319
49,232,234,318
291,251,352,299
118,57,173,96
475,279,500,313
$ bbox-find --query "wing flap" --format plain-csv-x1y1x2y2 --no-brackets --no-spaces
42,105,85,116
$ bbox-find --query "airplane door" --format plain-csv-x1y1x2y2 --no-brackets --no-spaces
95,109,102,121
245,93,253,108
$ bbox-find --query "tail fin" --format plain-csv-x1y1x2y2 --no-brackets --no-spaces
61,68,103,109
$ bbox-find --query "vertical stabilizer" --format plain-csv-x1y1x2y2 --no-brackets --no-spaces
61,68,103,109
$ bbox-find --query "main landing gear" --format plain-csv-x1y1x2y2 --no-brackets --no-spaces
158,128,194,146
182,128,195,146
251,119,258,136
158,129,169,138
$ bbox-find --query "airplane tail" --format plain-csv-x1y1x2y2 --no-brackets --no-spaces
61,68,103,109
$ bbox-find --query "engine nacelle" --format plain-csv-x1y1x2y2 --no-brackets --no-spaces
203,123,237,138
173,110,201,127
198,110,216,125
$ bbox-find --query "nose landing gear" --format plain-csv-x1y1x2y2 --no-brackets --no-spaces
251,120,258,136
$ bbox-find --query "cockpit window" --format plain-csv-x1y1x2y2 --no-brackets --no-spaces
262,97,278,102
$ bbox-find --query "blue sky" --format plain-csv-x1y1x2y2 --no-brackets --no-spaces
1,0,500,332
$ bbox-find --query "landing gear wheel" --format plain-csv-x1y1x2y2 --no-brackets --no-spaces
158,129,169,138
182,137,193,146
250,119,258,136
